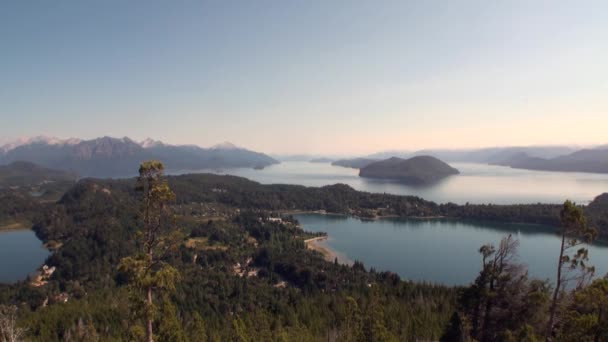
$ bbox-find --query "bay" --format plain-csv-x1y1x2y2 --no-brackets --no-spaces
295,213,608,286
0,230,49,283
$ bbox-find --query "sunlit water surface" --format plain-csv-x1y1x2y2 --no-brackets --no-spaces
180,161,608,204
296,214,608,286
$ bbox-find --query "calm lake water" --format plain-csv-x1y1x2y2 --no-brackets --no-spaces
296,214,608,286
187,161,608,205
0,230,49,283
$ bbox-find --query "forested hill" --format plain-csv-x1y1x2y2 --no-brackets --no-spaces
6,171,457,341
0,161,76,188
1,171,607,340
46,172,607,238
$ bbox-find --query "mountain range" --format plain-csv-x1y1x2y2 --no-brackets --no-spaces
0,136,278,178
367,146,580,163
359,145,608,174
492,148,608,173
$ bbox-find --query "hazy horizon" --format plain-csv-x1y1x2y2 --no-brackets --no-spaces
2,1,607,154
1,133,605,158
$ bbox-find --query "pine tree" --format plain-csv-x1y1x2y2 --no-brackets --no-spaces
118,161,181,342
340,296,363,342
187,312,207,342
157,300,186,342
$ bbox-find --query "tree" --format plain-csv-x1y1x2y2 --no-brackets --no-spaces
440,312,470,342
457,235,548,342
545,200,597,340
340,296,363,342
0,305,26,342
557,276,608,341
186,312,207,342
362,288,396,342
231,316,248,342
62,317,100,342
157,299,186,342
118,161,181,342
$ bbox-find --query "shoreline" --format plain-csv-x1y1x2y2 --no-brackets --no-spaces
282,209,446,221
0,222,31,232
304,236,352,265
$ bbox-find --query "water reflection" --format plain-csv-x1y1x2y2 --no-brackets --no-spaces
296,214,608,286
179,161,608,205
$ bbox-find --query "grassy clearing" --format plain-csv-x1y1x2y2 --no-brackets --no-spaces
184,237,228,251
0,220,31,232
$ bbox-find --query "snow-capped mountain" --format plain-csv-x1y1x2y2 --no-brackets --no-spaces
139,138,165,149
1,136,81,153
210,141,241,150
0,136,278,177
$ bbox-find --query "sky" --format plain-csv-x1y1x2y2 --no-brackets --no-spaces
1,1,607,155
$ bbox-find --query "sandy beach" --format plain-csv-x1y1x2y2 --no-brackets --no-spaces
304,236,352,265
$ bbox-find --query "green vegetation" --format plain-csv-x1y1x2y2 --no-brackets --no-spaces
444,202,605,342
0,167,606,340
118,161,181,341
0,161,76,189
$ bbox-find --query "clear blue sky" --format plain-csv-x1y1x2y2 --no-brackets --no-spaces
1,1,607,154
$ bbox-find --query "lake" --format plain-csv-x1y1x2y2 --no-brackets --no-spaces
295,213,608,286
185,161,608,205
0,230,49,283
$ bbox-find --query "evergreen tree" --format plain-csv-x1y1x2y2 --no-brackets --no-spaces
363,288,396,342
557,276,608,341
187,312,207,342
340,296,363,342
118,161,181,342
157,299,186,342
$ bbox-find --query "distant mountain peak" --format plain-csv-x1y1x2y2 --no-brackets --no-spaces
0,135,278,177
211,141,241,150
140,138,165,148
0,136,81,153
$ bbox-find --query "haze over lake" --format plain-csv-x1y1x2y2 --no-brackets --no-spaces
296,214,608,286
183,161,608,205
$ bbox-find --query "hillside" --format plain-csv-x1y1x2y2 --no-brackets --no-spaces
0,161,77,188
495,148,608,173
359,156,459,184
367,146,577,163
3,169,608,340
0,136,278,178
587,193,608,233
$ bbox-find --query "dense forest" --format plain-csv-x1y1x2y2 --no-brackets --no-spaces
0,168,607,341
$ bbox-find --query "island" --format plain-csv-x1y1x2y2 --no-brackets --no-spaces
359,155,459,184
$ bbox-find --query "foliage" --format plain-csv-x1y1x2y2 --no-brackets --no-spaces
1,172,606,340
118,161,181,342
546,200,597,340
453,235,550,341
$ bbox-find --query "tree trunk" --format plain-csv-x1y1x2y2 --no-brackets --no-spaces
546,233,566,341
147,286,154,342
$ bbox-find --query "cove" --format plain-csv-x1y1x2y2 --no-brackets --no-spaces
295,214,608,286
